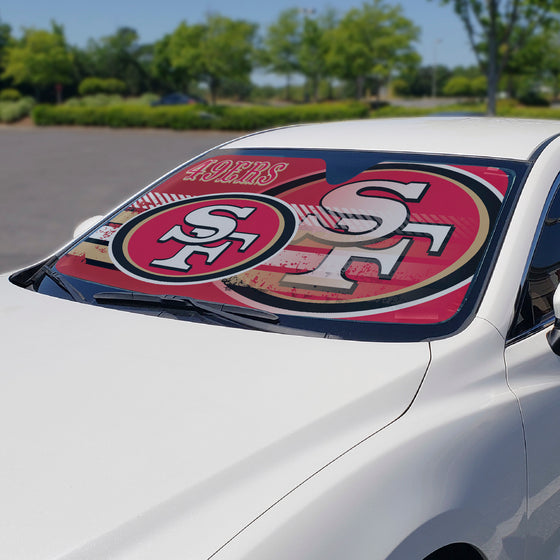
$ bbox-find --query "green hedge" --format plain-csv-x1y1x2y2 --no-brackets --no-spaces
369,101,560,120
0,97,35,123
370,105,432,118
0,88,22,102
64,92,159,108
498,105,560,119
78,77,126,96
32,101,369,130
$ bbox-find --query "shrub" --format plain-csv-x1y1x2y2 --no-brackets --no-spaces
64,93,158,108
125,93,160,106
442,76,473,97
0,97,35,123
517,91,550,107
0,88,22,102
78,77,127,96
391,79,409,97
496,105,560,119
64,94,124,108
372,105,431,118
470,76,488,97
32,101,369,130
32,104,214,129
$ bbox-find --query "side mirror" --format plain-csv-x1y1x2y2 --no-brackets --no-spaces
73,215,103,239
547,285,560,355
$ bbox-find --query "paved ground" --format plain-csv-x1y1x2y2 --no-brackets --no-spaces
0,126,238,272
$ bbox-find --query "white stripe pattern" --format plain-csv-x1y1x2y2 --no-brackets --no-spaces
131,192,191,210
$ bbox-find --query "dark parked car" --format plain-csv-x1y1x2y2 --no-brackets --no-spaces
151,92,207,106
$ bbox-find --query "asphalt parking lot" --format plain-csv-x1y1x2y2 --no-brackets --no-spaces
0,126,238,272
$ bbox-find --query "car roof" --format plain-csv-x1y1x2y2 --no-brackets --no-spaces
224,117,560,161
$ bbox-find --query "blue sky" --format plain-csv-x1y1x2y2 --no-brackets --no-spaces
0,0,477,74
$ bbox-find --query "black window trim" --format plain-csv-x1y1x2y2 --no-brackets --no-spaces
506,171,560,345
13,147,531,343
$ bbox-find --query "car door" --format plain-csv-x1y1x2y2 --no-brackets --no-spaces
505,185,560,560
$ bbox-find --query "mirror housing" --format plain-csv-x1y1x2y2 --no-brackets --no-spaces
547,285,560,355
73,215,103,239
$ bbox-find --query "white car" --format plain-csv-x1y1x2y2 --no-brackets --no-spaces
3,117,560,560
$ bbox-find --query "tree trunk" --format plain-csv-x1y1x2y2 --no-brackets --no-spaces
209,76,219,105
356,75,365,100
506,74,515,99
486,0,499,116
327,80,333,100
487,54,498,115
285,74,292,101
312,75,319,103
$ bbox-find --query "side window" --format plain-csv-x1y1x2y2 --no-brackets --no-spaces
510,188,560,338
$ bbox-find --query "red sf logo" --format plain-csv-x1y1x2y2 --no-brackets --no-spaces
282,179,453,292
224,164,503,316
110,194,298,284
151,205,259,272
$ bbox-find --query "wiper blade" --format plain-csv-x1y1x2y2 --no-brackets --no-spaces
94,291,278,321
93,291,327,337
42,266,87,303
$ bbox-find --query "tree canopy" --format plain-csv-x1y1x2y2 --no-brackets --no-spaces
5,2,560,107
160,15,256,104
325,0,420,98
81,27,152,95
2,23,74,100
260,8,302,99
0,19,13,91
434,0,560,114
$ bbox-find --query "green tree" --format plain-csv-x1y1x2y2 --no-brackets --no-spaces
470,74,488,97
443,75,472,96
157,23,205,95
2,23,74,101
325,0,419,99
199,15,257,104
0,19,13,91
298,9,337,102
432,0,560,115
540,33,560,101
396,64,453,97
442,74,485,97
500,29,560,100
260,8,301,100
151,30,198,93
167,16,256,104
84,27,152,95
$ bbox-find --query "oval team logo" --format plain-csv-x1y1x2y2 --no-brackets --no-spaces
101,160,506,323
110,193,298,284
223,163,505,318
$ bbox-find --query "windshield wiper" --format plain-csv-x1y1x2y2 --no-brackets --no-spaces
40,266,87,303
10,256,86,303
95,290,277,320
94,291,328,337
93,291,327,337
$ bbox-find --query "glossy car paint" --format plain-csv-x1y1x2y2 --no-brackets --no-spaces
5,117,560,559
0,279,429,559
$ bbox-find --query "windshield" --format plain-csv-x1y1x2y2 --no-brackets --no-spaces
31,148,527,341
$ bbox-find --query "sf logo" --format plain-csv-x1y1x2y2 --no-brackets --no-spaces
151,205,259,272
281,180,454,293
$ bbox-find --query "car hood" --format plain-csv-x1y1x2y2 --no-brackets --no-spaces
0,275,430,560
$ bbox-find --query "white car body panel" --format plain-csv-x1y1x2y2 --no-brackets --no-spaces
0,278,429,559
226,117,560,160
214,319,526,560
7,117,560,559
506,330,560,560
